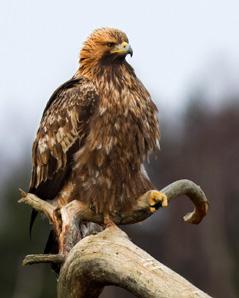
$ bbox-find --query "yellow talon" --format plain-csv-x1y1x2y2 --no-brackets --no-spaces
147,190,168,212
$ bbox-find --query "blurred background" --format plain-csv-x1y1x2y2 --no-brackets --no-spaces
1,1,239,297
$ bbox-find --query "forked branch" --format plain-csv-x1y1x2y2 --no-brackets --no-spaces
19,179,209,297
57,226,211,298
19,179,208,226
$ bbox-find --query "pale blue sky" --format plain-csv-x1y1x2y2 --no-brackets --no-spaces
1,0,239,168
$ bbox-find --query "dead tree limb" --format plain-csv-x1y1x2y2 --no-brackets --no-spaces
19,179,210,297
19,179,208,226
58,226,211,298
23,254,65,266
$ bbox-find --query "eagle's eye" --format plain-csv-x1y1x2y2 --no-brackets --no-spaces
106,42,115,48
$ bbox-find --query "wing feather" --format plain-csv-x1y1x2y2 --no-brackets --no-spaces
29,77,99,200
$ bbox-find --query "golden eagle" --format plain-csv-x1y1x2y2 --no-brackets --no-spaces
29,28,160,252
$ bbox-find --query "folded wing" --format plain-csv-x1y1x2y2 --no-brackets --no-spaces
29,77,99,233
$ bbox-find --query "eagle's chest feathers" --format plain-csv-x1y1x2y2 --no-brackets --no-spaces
96,82,155,161
72,70,160,212
75,74,160,173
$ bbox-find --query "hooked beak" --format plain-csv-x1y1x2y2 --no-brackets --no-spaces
110,41,133,57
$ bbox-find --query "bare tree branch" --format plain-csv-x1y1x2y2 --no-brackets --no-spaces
161,179,208,224
57,226,211,298
18,179,208,226
22,254,65,266
20,179,209,297
18,188,55,222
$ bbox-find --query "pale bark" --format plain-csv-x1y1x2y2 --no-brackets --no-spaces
58,226,211,298
19,179,210,298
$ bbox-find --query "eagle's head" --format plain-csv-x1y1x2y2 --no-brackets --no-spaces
79,28,133,70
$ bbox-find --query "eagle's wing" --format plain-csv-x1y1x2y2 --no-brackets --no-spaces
29,77,98,201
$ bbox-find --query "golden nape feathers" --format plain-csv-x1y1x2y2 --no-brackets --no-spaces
78,28,132,80
80,28,129,61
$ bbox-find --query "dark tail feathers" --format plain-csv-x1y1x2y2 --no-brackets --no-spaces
29,209,38,239
44,229,59,254
44,230,61,274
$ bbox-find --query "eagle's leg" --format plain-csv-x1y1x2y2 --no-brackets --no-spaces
52,208,62,238
146,190,168,213
103,213,117,228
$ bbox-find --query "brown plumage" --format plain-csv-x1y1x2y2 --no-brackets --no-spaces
29,28,160,248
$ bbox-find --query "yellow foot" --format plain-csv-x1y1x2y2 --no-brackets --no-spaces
147,190,168,213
